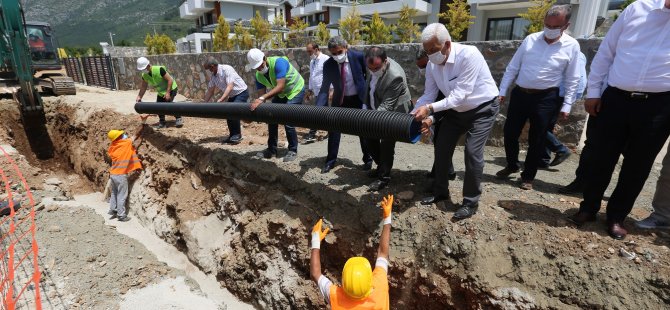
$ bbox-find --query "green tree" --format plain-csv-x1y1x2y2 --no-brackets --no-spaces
251,11,271,48
271,13,287,49
438,0,475,41
340,5,363,45
315,22,330,46
395,5,420,43
213,14,231,51
288,17,308,47
362,12,393,44
518,0,556,35
233,21,254,50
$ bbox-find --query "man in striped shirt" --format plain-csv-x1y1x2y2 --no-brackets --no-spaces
203,57,249,145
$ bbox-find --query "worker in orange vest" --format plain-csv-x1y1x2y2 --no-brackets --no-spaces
107,123,145,222
310,195,392,309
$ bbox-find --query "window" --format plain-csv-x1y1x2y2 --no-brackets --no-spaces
485,17,530,41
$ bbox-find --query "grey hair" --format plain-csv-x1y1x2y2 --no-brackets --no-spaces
204,56,218,67
421,23,451,44
328,36,348,49
546,4,572,22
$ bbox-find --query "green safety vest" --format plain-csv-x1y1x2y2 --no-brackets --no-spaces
255,56,304,99
141,65,178,96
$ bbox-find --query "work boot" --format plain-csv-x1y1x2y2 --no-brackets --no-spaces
175,117,184,128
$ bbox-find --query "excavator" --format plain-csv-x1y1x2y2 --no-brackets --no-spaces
0,0,73,158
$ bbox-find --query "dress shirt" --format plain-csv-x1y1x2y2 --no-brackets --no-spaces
208,64,247,96
499,32,581,112
369,73,380,110
416,42,499,113
341,55,358,96
559,52,587,101
308,53,330,93
587,0,670,98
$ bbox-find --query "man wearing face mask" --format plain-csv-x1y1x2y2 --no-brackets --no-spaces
363,46,413,191
412,23,499,220
304,42,332,144
495,5,581,191
135,57,182,129
246,48,305,162
202,57,248,145
316,36,372,174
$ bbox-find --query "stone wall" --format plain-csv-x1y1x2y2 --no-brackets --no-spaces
112,39,602,146
106,46,148,58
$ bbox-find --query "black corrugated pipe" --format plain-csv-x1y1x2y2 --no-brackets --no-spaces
134,102,423,143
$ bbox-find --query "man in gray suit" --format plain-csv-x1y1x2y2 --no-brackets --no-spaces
364,46,413,191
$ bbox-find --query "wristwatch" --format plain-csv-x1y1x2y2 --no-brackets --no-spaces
258,96,266,102
428,104,434,113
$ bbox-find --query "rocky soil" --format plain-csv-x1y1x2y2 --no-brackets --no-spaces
3,85,670,309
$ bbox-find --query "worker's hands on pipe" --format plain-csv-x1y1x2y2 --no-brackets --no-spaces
584,98,601,116
498,96,505,105
250,98,263,111
412,105,430,121
218,96,229,103
421,118,433,136
311,219,330,249
164,93,172,101
136,95,142,103
558,112,569,122
380,194,393,225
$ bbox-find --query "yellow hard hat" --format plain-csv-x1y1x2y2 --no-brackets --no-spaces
107,130,124,141
342,257,373,299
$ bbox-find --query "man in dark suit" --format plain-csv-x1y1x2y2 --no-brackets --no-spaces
363,47,413,191
316,36,372,173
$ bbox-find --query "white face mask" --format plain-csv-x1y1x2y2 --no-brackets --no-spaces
428,50,446,65
141,69,148,74
259,65,269,74
418,68,426,75
544,27,562,40
310,53,317,60
333,52,347,64
370,69,383,78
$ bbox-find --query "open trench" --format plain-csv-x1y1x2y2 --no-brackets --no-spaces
5,95,670,309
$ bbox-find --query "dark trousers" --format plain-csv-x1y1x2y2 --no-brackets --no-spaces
541,97,569,165
573,116,597,183
227,89,249,138
367,139,396,181
580,87,670,222
503,86,562,181
434,99,498,207
157,89,180,123
325,95,372,166
268,87,304,154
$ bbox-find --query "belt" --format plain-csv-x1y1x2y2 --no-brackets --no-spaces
517,86,559,95
611,87,670,100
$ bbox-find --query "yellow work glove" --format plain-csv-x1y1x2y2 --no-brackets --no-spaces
381,194,393,225
311,219,330,249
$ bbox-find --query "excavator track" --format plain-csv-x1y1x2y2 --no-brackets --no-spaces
49,76,76,95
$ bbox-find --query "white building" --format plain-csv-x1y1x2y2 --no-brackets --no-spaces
290,0,353,36
177,0,289,53
466,0,623,41
340,0,439,27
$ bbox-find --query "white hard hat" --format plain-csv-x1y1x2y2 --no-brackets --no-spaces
136,57,150,71
245,48,265,72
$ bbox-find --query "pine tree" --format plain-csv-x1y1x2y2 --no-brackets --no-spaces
233,21,254,50
315,22,330,46
518,0,556,35
340,5,363,45
144,34,154,55
213,15,231,51
271,13,287,49
288,17,307,47
251,11,271,49
395,5,420,43
363,12,393,44
438,0,475,41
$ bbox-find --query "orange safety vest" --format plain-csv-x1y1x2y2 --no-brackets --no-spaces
330,268,389,310
108,138,142,175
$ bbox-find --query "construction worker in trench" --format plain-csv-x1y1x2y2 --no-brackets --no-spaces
135,56,182,129
106,122,145,222
310,195,392,309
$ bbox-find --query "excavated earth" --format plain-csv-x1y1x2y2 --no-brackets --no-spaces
3,86,670,309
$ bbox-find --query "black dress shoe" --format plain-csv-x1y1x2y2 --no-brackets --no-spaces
550,151,571,167
321,164,334,174
607,221,628,240
421,195,449,205
362,161,373,171
368,169,379,178
559,180,584,194
449,173,456,181
567,211,597,226
222,135,243,145
453,204,478,220
496,167,519,179
367,179,389,192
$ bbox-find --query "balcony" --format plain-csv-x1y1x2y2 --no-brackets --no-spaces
342,0,431,18
291,0,350,17
187,0,215,14
180,2,198,19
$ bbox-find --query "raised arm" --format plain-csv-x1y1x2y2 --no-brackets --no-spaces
377,194,393,261
310,219,330,282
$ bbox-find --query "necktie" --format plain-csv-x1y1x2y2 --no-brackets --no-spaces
340,62,346,106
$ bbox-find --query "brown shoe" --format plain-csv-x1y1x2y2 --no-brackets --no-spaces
520,180,533,190
607,221,627,240
567,211,597,226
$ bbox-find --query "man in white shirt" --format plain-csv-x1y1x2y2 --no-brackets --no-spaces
495,5,581,191
303,42,331,144
413,23,499,220
570,0,670,240
202,57,249,144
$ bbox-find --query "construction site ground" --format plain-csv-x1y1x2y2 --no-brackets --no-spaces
1,85,669,309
